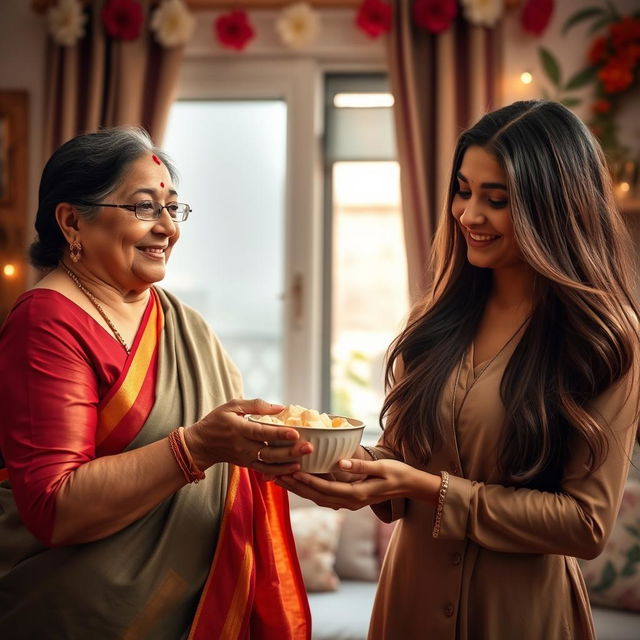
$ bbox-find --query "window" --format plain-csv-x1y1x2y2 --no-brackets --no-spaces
323,74,409,443
162,99,287,401
161,58,322,408
160,32,403,433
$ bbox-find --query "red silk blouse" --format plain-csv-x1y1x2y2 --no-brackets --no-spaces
0,289,131,544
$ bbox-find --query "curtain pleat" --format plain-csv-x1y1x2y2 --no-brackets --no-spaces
42,0,184,162
387,3,502,303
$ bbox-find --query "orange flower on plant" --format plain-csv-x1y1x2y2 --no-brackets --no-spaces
592,99,612,114
609,16,640,48
590,124,603,138
598,56,634,93
620,42,640,64
588,36,607,64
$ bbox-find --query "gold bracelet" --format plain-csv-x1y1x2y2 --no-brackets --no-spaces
361,445,379,461
432,470,450,539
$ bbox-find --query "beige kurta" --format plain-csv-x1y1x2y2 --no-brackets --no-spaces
369,333,639,640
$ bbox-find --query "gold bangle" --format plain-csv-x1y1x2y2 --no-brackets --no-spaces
361,445,379,461
432,471,450,539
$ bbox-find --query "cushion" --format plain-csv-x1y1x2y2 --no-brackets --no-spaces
580,478,640,611
290,507,343,592
591,605,640,640
334,508,379,581
628,444,640,482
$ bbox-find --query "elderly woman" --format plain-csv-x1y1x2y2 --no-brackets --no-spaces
0,127,311,639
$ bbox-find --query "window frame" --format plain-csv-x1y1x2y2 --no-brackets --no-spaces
173,8,386,407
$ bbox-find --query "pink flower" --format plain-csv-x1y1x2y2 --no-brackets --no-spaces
101,0,144,41
355,0,392,39
413,0,457,34
214,10,255,51
521,0,554,37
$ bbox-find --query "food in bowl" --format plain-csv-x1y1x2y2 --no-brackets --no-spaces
251,404,351,429
247,404,365,473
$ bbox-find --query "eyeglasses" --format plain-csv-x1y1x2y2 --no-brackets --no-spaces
77,201,192,222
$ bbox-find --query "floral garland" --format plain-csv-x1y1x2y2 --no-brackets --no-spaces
39,0,554,52
539,2,640,171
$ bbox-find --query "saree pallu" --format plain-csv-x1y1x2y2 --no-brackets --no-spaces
0,287,310,639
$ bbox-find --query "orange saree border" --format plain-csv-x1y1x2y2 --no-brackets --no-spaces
263,480,310,629
95,288,164,456
188,466,311,640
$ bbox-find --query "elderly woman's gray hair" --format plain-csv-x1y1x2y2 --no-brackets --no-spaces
30,127,178,269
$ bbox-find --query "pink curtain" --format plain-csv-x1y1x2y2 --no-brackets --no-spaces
387,3,502,303
42,0,184,160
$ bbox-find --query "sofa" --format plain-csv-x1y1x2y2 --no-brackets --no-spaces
289,445,640,640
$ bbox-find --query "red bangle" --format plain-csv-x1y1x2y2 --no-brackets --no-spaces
168,428,206,484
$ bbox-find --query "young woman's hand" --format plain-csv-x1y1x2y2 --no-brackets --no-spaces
276,457,438,510
184,398,313,475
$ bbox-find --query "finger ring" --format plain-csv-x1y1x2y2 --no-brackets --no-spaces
257,441,269,463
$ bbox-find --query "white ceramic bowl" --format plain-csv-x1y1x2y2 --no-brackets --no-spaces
247,415,365,473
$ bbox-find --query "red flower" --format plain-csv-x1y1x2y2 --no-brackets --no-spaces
521,0,554,36
413,0,457,34
592,99,612,114
356,0,392,39
590,124,602,138
598,57,634,93
101,0,144,41
214,10,255,51
610,16,640,49
588,36,608,64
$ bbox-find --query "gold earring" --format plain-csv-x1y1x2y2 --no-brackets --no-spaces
69,239,82,263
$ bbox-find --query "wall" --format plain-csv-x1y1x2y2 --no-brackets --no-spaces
0,0,638,280
502,0,639,187
0,0,46,231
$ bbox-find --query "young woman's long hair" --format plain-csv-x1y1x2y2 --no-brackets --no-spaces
381,100,640,489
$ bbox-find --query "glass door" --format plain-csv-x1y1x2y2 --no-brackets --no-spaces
162,100,287,401
323,74,409,443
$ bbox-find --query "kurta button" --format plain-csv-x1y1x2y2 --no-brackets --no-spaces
444,603,454,617
452,552,462,565
451,462,460,474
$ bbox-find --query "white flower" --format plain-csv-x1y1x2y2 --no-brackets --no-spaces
150,0,195,48
461,0,504,27
275,2,320,51
47,0,86,47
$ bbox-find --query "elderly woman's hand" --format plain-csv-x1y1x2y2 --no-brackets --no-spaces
276,458,439,510
184,398,312,475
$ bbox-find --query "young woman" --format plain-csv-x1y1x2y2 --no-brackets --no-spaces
278,100,640,639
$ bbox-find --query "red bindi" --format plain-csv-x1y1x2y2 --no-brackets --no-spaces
152,154,161,165
160,182,164,188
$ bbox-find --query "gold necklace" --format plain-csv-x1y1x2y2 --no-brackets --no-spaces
60,262,131,354
451,317,530,431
